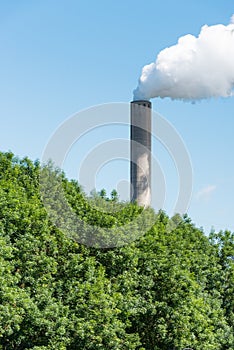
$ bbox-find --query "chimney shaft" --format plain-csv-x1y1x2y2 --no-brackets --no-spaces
130,100,152,207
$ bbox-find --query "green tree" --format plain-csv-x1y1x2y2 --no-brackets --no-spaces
0,152,233,349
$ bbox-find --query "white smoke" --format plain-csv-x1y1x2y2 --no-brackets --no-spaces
134,16,234,101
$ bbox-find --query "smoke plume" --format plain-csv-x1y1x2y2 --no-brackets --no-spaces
134,16,234,101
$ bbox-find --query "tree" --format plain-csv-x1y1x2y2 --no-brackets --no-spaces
0,152,233,349
110,189,118,202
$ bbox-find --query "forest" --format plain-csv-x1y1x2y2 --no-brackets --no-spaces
0,151,233,350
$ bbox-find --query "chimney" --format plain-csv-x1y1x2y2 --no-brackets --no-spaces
130,100,152,207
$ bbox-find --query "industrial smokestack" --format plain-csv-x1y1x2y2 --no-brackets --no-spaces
130,100,152,207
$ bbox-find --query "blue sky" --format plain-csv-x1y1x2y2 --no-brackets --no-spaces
0,0,234,234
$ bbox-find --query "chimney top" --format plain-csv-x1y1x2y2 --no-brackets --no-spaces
131,100,151,108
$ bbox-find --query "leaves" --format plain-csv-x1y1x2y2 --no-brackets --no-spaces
0,152,233,349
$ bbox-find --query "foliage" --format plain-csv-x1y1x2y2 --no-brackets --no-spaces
0,152,233,349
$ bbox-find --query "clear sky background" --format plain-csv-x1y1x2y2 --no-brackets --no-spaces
0,0,234,234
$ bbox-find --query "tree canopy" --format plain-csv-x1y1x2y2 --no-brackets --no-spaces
0,151,233,349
